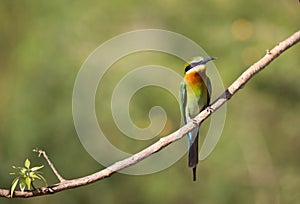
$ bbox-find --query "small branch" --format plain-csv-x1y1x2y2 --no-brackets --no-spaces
33,148,66,182
0,30,299,198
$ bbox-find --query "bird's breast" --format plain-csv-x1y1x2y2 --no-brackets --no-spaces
184,71,206,96
184,71,209,118
185,71,204,86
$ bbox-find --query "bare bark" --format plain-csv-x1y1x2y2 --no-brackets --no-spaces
33,148,66,182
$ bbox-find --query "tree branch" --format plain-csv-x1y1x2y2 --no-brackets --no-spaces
1,30,299,198
32,148,66,182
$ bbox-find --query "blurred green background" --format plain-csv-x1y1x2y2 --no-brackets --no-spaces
1,0,300,203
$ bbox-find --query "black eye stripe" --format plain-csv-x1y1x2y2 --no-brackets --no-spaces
184,62,198,72
184,64,191,72
184,57,216,73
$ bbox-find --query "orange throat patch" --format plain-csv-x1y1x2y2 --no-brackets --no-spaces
184,71,204,86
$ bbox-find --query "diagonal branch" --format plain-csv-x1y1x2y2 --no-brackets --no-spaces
0,30,299,198
33,148,66,182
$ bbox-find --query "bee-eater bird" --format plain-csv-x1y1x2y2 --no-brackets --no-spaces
179,56,215,181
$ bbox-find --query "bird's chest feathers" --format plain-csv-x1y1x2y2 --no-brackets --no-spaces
184,72,208,117
185,72,206,96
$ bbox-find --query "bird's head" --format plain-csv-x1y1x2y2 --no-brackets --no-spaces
184,56,216,74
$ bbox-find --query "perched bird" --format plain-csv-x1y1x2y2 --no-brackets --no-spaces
179,56,215,181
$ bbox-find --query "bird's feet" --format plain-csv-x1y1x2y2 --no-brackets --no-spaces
207,106,214,113
192,118,198,125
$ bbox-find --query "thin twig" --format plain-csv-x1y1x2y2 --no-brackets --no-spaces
0,30,299,198
33,148,66,182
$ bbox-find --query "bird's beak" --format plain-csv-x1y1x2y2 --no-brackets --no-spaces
193,57,216,66
199,57,216,65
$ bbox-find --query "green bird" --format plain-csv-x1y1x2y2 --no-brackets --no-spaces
179,56,215,181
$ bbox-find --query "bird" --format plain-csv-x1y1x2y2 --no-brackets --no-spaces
179,56,215,181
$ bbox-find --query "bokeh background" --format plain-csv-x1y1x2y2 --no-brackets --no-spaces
1,0,299,203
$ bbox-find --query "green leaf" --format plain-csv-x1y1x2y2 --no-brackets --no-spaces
29,173,39,180
9,158,47,193
12,166,22,170
24,159,30,169
25,177,31,190
20,167,27,175
10,177,19,197
30,165,44,172
19,180,26,192
36,173,48,186
10,172,23,176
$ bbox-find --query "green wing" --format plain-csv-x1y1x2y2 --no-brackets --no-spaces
206,78,212,106
179,81,187,124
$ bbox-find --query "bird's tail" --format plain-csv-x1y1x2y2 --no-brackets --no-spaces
188,126,199,181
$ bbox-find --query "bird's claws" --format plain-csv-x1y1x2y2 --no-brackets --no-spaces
207,106,214,113
192,118,198,125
